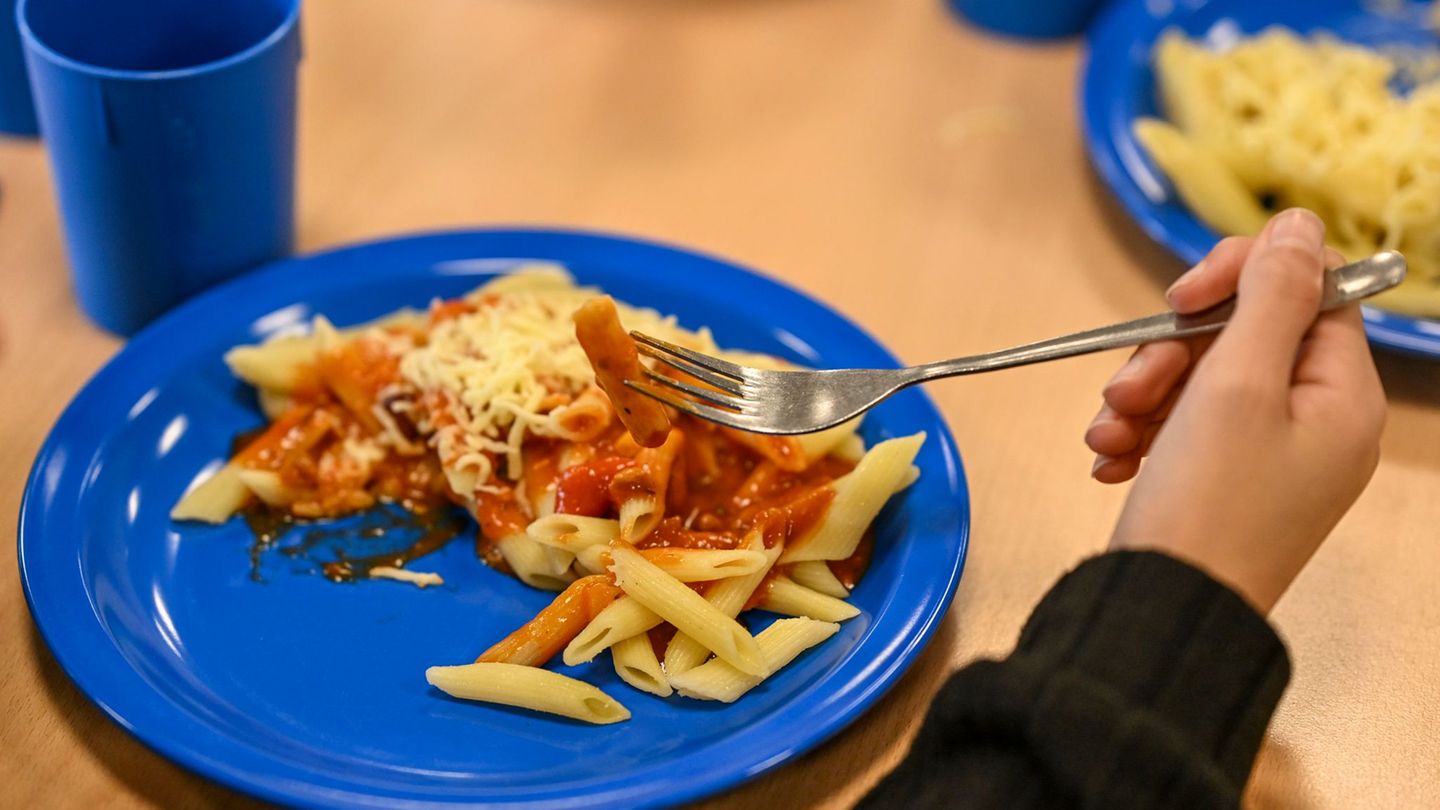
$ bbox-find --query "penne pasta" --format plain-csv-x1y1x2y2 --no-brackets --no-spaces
782,433,925,563
526,514,621,551
634,548,767,582
617,495,659,544
895,464,920,494
478,575,622,667
760,576,861,622
609,544,767,677
256,388,294,420
611,634,672,697
829,433,867,465
237,468,298,507
574,295,672,447
497,534,575,592
663,536,782,677
789,561,850,599
612,431,684,542
796,417,863,464
549,385,614,443
224,335,320,393
668,618,840,703
170,462,252,523
1133,118,1269,238
573,544,611,577
426,662,631,724
562,596,664,666
568,545,765,584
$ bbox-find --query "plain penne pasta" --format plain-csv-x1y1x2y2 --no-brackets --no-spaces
829,433,867,465
611,634,672,697
224,335,320,392
426,662,631,724
170,462,252,523
795,417,862,464
789,561,850,598
635,548,767,582
895,464,920,493
782,432,925,563
609,544,767,677
570,545,766,584
663,536,782,677
760,576,861,622
668,618,840,703
562,596,663,666
256,388,294,420
497,534,575,592
573,544,611,576
617,495,659,543
236,468,298,507
1133,118,1269,237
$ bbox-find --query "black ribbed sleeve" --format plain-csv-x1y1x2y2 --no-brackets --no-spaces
858,551,1291,809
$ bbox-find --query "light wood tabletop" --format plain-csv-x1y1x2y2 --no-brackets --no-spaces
2,1,1437,807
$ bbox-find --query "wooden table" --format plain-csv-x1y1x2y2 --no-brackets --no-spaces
3,1,1437,807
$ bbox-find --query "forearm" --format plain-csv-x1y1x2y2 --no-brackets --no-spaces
860,551,1290,809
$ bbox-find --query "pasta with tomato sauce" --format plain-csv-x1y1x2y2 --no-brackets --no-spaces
172,266,923,723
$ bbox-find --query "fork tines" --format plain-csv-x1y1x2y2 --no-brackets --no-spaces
626,331,754,427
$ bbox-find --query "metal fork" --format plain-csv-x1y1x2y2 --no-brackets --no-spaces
625,251,1407,435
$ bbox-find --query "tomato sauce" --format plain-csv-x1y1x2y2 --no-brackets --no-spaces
554,455,636,517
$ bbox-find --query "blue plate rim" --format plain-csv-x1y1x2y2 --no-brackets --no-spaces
17,226,971,809
1079,0,1440,361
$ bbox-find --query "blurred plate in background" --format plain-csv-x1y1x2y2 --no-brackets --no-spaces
1082,0,1440,359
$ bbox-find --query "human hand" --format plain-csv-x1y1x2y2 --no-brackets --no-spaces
1084,208,1386,613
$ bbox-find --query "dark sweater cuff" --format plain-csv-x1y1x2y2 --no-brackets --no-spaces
1015,550,1290,787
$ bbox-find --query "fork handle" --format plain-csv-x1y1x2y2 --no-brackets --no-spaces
911,251,1406,380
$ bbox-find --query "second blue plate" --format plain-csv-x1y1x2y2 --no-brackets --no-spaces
1082,0,1440,359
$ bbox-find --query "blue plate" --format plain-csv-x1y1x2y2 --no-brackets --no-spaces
18,229,970,809
1082,0,1440,359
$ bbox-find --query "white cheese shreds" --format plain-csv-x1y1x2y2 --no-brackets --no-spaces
340,436,387,468
395,266,718,498
369,567,444,588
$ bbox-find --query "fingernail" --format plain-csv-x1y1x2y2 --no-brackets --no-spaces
1091,456,1111,478
1108,352,1147,387
1270,208,1323,250
1165,261,1203,304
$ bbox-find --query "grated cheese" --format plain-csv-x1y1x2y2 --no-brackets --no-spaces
369,566,444,587
392,267,718,498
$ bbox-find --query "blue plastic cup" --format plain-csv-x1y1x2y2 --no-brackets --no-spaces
0,0,37,135
949,0,1108,39
18,0,300,335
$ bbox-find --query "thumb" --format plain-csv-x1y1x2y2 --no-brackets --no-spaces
1208,208,1326,379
